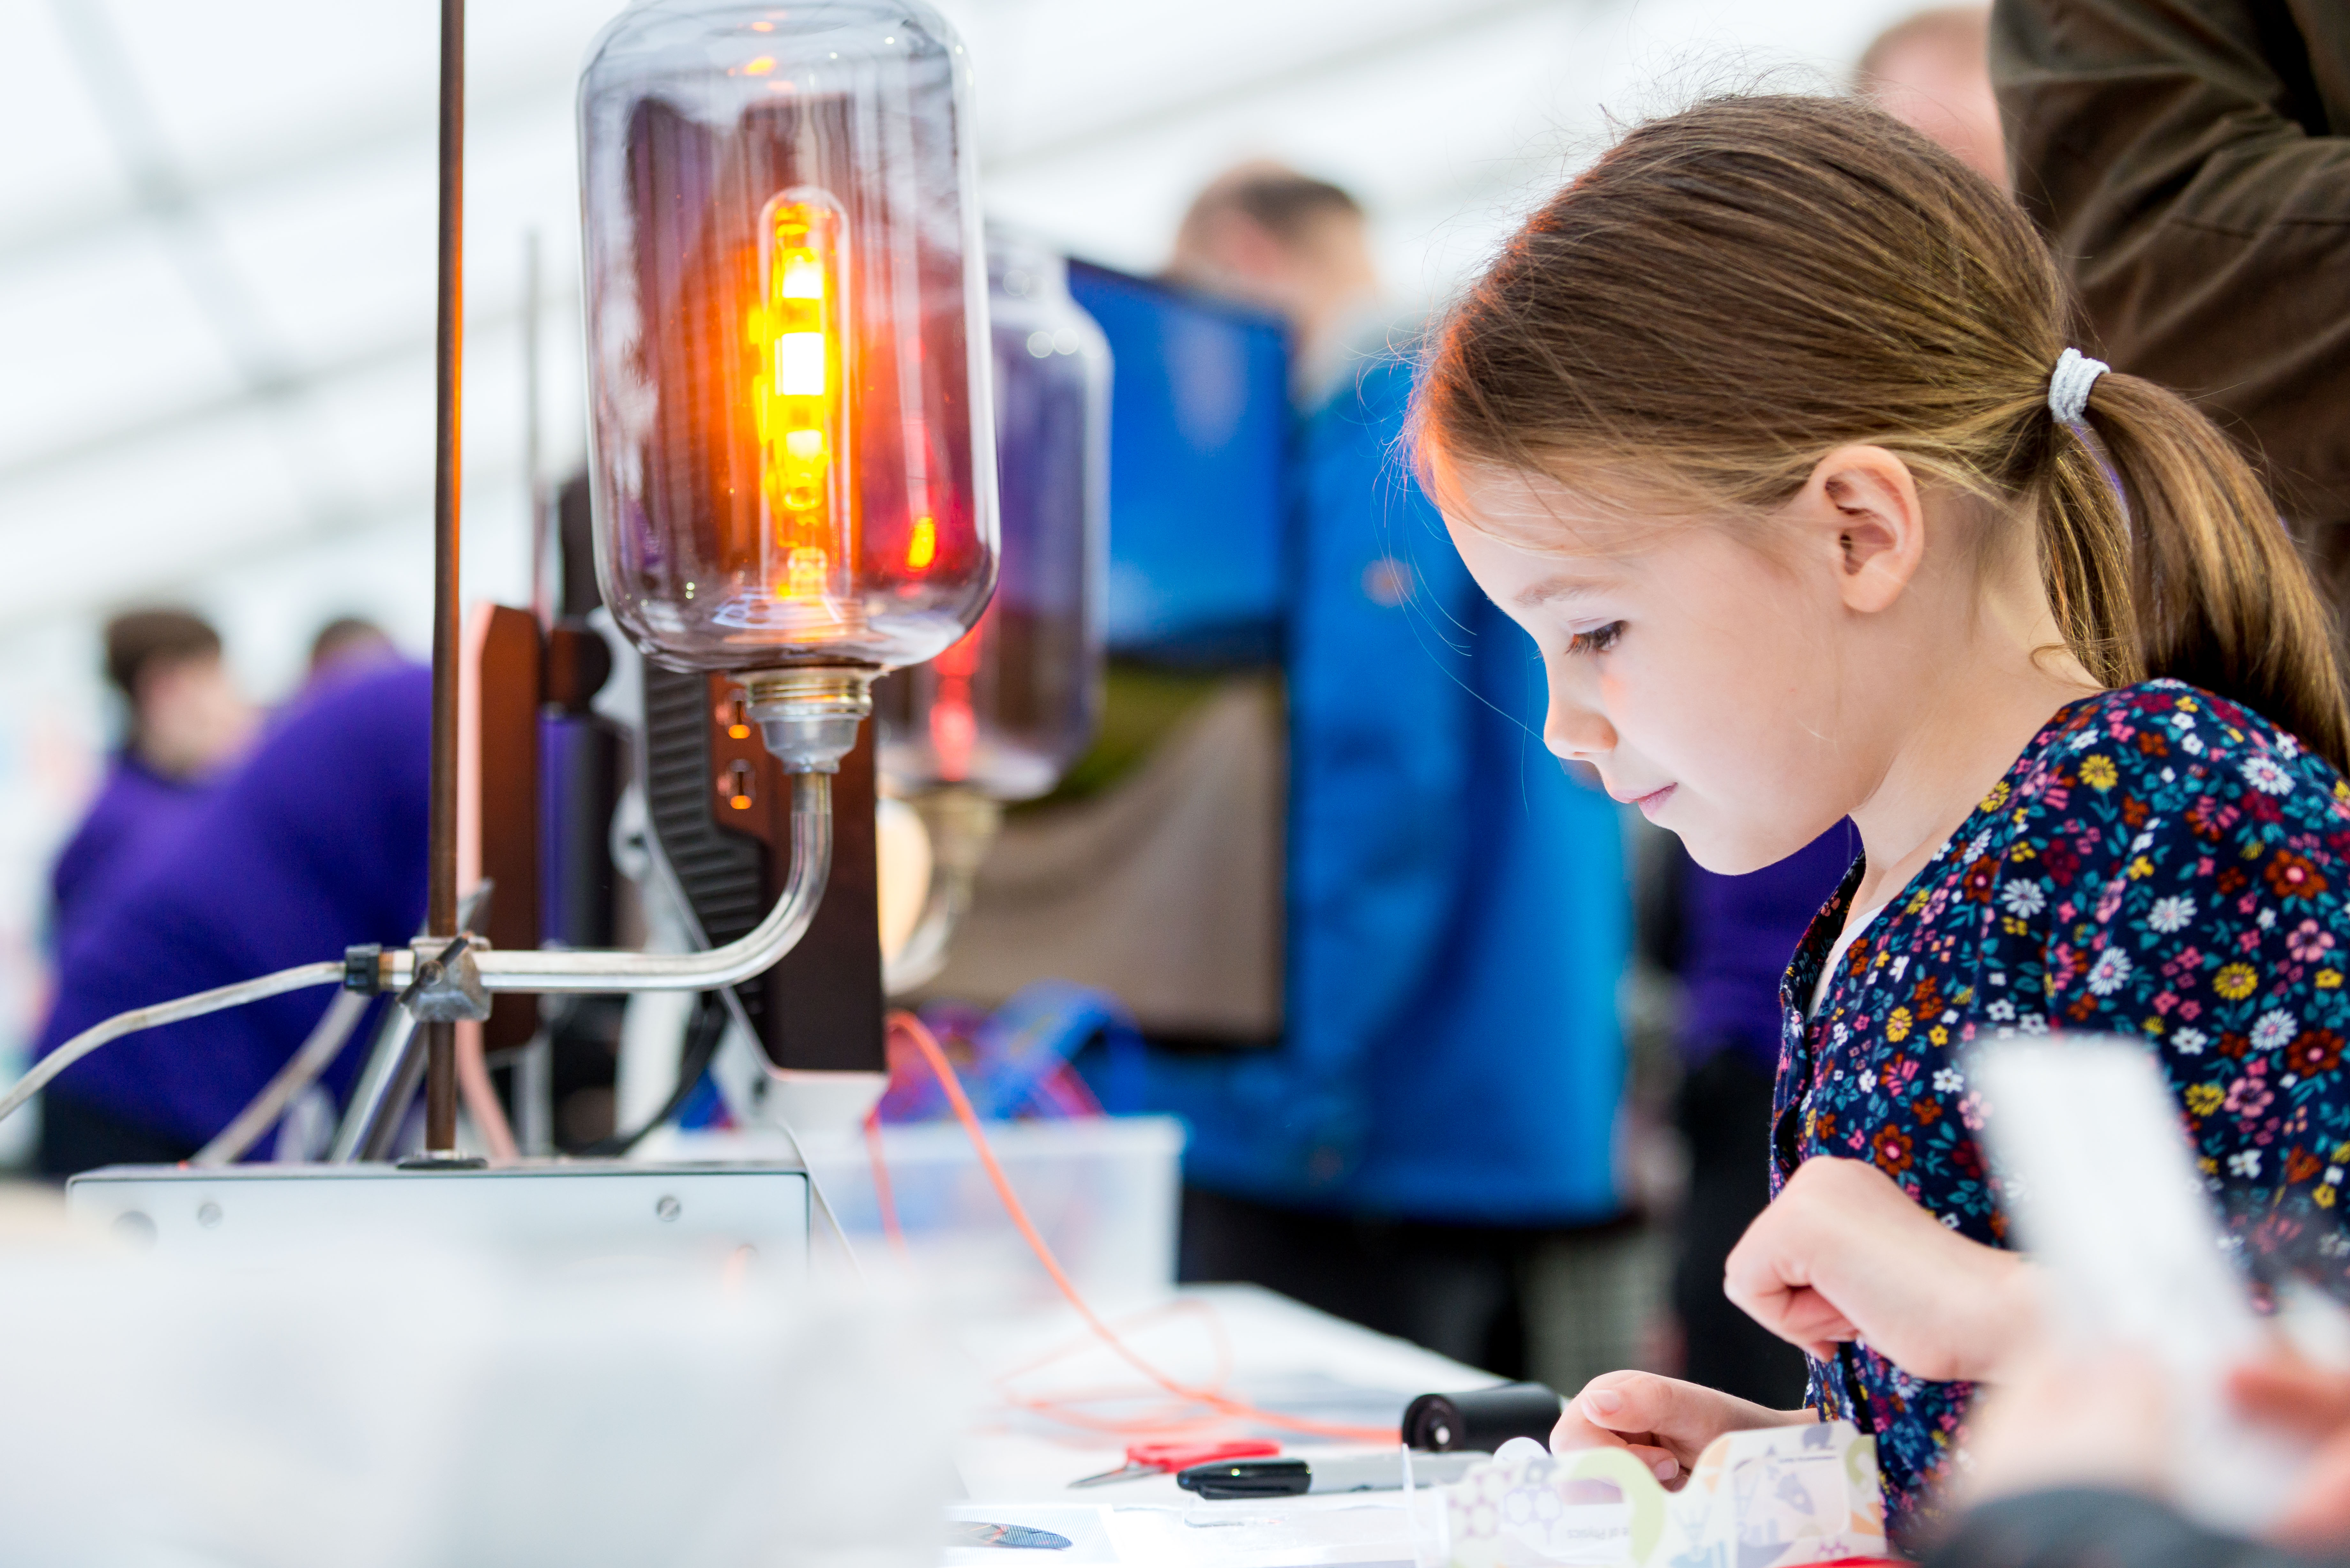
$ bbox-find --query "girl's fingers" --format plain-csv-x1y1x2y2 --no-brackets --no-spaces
1573,1373,1720,1448
1550,1401,1637,1454
1624,1443,1682,1483
1747,1285,1860,1351
2271,1431,2350,1552
2230,1358,2350,1439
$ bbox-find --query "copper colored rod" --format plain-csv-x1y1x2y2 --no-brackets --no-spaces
423,1021,458,1158
424,0,465,1154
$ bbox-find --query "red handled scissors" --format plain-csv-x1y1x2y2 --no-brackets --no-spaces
1068,1439,1282,1488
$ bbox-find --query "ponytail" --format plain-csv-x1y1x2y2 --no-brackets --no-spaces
2037,372,2350,774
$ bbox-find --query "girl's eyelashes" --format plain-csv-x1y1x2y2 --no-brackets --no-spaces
1565,622,1625,656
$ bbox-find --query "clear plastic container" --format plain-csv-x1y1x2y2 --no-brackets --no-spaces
664,1114,1185,1308
875,232,1108,798
580,0,998,675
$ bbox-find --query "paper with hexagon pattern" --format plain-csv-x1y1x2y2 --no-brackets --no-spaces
1439,1419,1889,1568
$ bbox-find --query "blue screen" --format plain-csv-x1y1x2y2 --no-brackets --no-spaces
1065,259,1291,663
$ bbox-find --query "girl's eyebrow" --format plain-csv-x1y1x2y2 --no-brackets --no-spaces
1513,576,1611,608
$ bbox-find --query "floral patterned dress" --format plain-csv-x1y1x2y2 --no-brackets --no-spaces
1775,681,2350,1541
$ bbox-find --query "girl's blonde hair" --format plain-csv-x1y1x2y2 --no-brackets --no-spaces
1418,94,2350,772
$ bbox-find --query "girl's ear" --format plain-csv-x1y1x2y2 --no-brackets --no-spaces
1792,445,1928,615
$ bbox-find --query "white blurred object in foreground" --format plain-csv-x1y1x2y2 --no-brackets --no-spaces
1972,1036,2313,1536
0,1201,965,1568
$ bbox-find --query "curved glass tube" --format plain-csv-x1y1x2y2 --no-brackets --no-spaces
876,232,1109,799
580,0,998,675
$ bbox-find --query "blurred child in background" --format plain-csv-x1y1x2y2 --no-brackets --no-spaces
49,608,256,945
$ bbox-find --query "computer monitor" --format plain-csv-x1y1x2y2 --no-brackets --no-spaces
1065,260,1290,665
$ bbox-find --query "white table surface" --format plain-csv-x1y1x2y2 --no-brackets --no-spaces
944,1283,1500,1566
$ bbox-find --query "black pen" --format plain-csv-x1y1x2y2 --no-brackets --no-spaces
1176,1451,1486,1499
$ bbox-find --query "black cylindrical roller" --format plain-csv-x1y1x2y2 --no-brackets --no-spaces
1402,1382,1564,1452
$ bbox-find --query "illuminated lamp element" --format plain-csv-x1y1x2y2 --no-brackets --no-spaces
580,0,999,769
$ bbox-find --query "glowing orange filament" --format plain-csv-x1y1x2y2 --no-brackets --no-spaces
750,193,852,618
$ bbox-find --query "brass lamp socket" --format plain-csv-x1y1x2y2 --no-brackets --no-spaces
744,666,876,774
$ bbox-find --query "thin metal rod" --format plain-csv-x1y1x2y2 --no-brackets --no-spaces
424,0,466,1153
424,1020,458,1154
524,229,549,629
378,773,835,995
329,1005,421,1162
514,1030,553,1155
195,989,371,1165
363,1034,432,1161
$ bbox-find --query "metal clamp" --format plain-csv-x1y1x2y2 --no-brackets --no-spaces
343,944,386,995
399,934,493,1022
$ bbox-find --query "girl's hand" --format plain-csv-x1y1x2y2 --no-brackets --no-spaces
1723,1156,2036,1383
1943,1348,2170,1512
2230,1350,2350,1551
1551,1371,1810,1488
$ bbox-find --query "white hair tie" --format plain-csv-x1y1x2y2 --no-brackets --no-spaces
2048,347,2109,425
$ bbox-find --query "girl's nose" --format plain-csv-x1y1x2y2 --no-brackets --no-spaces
1544,687,1617,762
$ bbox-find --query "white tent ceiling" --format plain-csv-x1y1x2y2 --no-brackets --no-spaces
0,0,1928,1102
0,0,1923,650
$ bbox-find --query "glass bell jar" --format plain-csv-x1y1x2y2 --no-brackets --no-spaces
579,0,998,682
875,230,1108,802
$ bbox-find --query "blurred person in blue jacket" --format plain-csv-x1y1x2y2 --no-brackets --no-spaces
1148,167,1636,1384
49,609,258,946
34,660,428,1175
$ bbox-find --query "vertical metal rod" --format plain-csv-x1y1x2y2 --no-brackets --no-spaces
424,0,466,1155
524,229,549,629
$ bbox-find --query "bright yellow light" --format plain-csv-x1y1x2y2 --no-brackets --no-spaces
776,333,826,396
906,515,936,571
751,193,853,622
781,256,823,298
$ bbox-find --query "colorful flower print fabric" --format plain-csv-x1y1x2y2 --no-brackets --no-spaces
1773,681,2350,1542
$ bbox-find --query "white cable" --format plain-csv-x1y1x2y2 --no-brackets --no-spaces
0,961,345,1128
756,1104,867,1285
194,988,371,1166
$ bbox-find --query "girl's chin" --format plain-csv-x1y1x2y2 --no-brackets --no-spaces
1676,819,1802,878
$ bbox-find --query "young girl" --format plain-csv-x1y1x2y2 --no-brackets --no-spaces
1414,94,2350,1538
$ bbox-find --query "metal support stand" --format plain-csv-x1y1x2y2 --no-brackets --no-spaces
363,0,870,1157
423,0,470,1156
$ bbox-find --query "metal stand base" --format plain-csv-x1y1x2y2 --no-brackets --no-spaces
64,1161,812,1267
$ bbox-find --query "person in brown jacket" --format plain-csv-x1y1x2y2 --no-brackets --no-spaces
1990,0,2350,578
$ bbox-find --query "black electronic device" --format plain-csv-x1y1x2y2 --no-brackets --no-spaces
1401,1383,1565,1453
639,664,884,1074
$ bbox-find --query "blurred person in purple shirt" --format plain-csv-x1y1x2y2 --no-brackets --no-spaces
34,661,428,1175
49,609,258,945
1664,822,1856,1406
306,615,402,687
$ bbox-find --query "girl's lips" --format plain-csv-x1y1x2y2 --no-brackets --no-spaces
1633,784,1677,816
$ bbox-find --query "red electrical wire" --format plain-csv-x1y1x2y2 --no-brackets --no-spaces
863,1103,909,1259
885,1010,1395,1444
